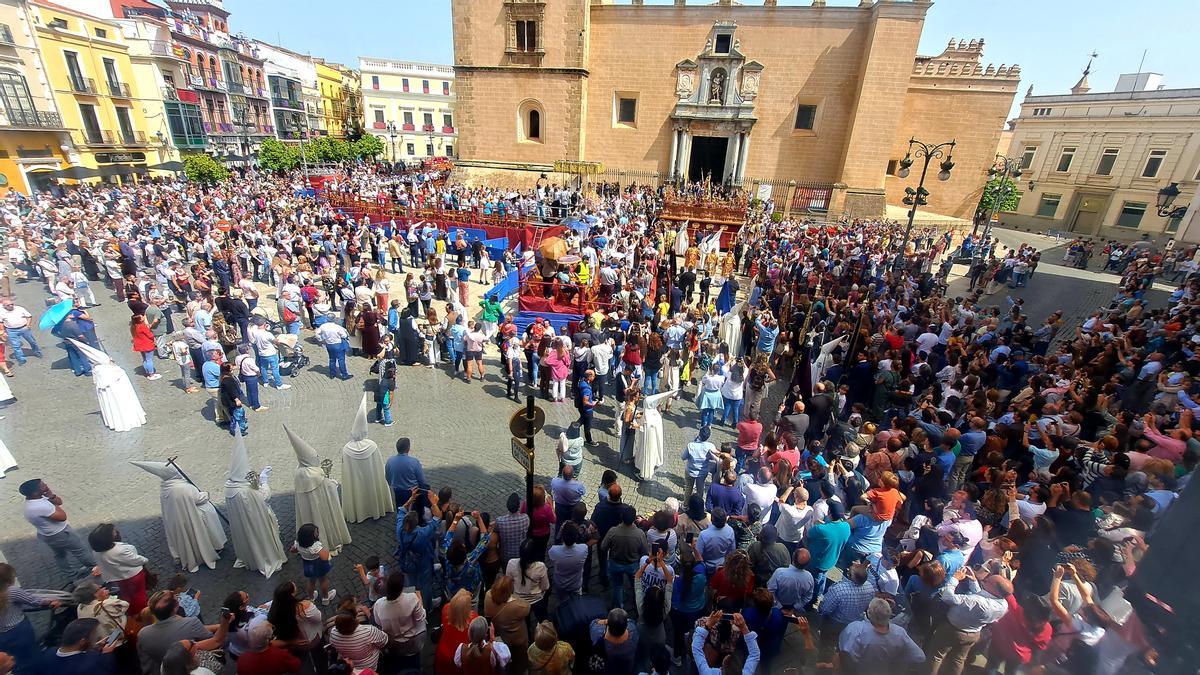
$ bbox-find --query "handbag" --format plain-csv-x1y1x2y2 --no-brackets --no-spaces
282,307,298,323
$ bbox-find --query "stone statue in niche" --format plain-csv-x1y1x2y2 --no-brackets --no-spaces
709,71,724,104
676,71,694,100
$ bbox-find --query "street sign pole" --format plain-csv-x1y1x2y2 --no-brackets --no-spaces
509,395,545,537
523,395,535,534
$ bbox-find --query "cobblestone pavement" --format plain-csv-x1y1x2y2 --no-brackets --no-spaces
0,241,1163,673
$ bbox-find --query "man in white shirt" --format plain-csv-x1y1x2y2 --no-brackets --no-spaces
742,468,777,524
0,297,41,364
590,338,613,403
19,478,94,578
248,320,289,389
316,319,351,380
928,567,1010,675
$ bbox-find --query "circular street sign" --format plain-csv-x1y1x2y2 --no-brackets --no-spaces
508,405,546,438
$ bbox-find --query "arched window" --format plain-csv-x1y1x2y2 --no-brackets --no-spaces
518,99,543,143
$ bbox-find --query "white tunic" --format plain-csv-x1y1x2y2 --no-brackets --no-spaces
161,478,227,572
295,466,352,554
340,440,394,523
634,389,677,480
224,485,286,578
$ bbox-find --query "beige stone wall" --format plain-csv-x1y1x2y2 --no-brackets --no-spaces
886,80,1017,219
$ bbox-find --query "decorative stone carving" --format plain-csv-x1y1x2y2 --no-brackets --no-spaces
709,71,725,104
676,71,694,100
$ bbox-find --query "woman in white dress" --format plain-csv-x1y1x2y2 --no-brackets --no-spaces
633,389,678,482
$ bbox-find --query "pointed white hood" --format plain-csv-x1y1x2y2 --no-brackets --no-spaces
69,338,112,366
342,393,378,459
350,393,370,443
285,424,321,468
130,460,182,481
226,425,252,488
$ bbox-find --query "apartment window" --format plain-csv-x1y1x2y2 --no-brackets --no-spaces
1031,107,1053,117
402,78,409,92
64,51,85,90
1019,145,1037,170
373,109,384,124
422,112,433,128
442,81,450,96
1116,201,1147,228
616,96,637,126
1095,148,1120,176
0,72,37,120
886,160,899,176
516,20,538,53
445,144,453,157
48,17,67,29
1166,216,1183,234
103,58,119,87
421,79,429,94
795,104,817,131
426,143,434,156
442,113,453,128
370,75,379,90
78,103,101,142
402,111,413,125
1142,149,1167,178
1055,146,1076,173
114,106,134,141
1036,194,1061,218
94,28,107,38
714,34,732,55
406,142,414,155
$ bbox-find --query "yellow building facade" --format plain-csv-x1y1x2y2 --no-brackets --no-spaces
360,57,456,162
315,59,344,138
0,0,71,195
31,0,166,176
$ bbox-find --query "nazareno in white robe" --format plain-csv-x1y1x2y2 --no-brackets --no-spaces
340,393,394,523
718,301,745,363
224,427,286,578
634,389,678,480
130,461,227,573
285,425,352,554
70,339,146,432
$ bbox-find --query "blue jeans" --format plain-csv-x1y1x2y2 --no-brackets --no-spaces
376,399,393,424
62,341,92,376
140,351,156,375
528,352,540,383
644,370,660,394
720,397,743,426
7,325,40,363
390,255,404,273
326,341,349,378
228,407,248,436
258,353,282,387
700,408,716,427
241,376,260,409
286,320,301,336
805,568,828,611
607,560,639,610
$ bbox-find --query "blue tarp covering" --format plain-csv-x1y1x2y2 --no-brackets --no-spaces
513,311,582,335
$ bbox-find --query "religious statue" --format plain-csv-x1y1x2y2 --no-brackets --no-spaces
709,71,725,104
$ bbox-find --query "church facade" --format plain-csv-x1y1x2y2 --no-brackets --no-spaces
450,0,1021,220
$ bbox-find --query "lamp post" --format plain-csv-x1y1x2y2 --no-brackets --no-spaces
297,115,310,185
894,136,956,272
427,128,436,161
386,121,398,168
977,154,1024,256
1157,182,1190,219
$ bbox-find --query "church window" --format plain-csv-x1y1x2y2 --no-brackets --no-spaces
714,34,732,55
615,94,637,127
528,109,540,139
795,104,817,130
518,99,544,143
516,20,538,53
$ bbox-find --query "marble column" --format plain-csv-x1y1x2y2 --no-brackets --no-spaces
736,132,751,182
668,127,680,180
676,130,692,179
728,133,742,184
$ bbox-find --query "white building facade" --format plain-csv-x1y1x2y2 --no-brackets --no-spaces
1001,73,1200,242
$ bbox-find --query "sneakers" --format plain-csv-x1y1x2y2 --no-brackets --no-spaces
253,406,269,412
321,589,337,606
383,421,394,427
147,373,162,381
275,383,292,390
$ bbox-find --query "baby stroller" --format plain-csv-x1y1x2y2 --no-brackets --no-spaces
275,333,310,377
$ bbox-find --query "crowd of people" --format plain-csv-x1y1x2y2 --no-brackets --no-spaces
0,164,1193,675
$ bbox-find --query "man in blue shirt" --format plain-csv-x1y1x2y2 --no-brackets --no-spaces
696,508,736,574
682,427,717,501
38,618,117,675
201,349,225,426
951,418,987,490
577,370,596,445
550,464,585,537
755,313,779,355
384,437,429,510
844,513,888,568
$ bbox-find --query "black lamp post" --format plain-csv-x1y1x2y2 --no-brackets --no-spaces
977,154,1024,250
1157,182,1189,220
385,121,398,167
894,136,956,271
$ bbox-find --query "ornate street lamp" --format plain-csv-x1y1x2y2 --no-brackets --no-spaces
1157,182,1189,220
894,136,956,271
386,121,398,166
977,154,1024,248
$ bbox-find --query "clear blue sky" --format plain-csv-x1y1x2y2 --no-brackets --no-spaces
228,0,1199,118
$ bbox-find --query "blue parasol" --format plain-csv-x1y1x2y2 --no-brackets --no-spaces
38,299,74,331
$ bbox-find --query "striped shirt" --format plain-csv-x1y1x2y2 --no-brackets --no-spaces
328,624,388,671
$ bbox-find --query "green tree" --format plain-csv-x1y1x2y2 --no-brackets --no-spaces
978,177,1020,214
258,137,299,172
352,134,384,159
183,153,229,185
329,139,352,163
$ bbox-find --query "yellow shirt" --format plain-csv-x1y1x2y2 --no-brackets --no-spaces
435,239,446,255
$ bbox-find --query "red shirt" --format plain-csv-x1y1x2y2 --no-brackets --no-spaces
736,420,763,451
131,323,156,353
987,594,1052,664
237,646,302,675
708,567,755,606
520,501,557,538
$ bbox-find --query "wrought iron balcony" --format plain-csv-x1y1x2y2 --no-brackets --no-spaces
272,96,302,110
107,80,131,98
80,129,116,146
70,77,98,95
0,109,64,129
